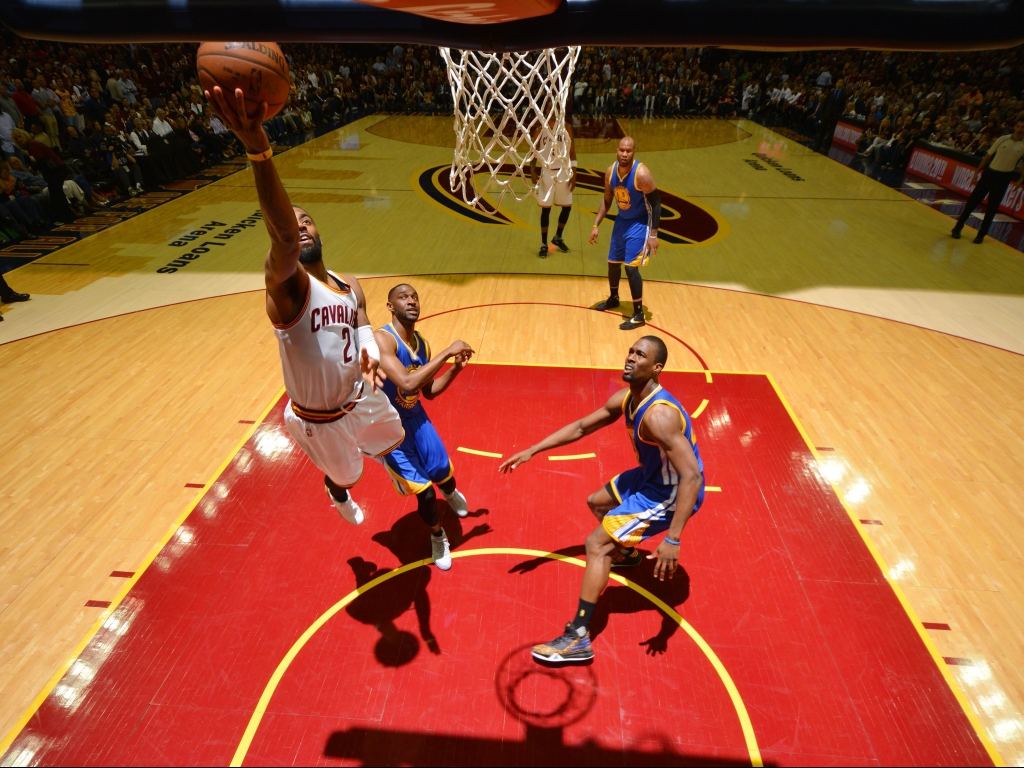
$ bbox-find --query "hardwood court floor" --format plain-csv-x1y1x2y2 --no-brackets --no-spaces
0,116,1023,764
0,368,995,766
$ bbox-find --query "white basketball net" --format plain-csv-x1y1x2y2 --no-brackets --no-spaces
440,47,580,208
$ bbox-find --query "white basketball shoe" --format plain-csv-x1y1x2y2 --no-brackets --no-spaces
443,488,469,518
325,485,364,525
431,528,452,570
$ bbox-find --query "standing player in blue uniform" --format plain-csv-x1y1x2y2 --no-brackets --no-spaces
374,284,475,571
589,136,662,330
499,336,704,664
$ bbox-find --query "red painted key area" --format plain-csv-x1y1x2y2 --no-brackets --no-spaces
0,367,991,766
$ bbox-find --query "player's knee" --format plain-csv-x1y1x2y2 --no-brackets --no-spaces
417,485,439,527
585,526,613,556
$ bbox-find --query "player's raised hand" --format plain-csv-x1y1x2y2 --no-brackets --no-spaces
498,449,534,474
647,539,679,581
589,224,600,245
446,340,474,359
360,347,384,393
204,86,269,150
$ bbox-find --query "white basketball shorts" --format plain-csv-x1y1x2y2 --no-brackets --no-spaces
538,169,572,208
284,386,405,488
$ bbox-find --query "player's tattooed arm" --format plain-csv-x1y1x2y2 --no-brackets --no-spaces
373,331,473,396
635,163,660,257
588,165,615,245
640,404,702,581
341,274,385,392
499,388,626,473
204,86,307,325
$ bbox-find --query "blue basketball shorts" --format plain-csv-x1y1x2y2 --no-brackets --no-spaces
608,217,651,267
601,466,705,547
382,411,454,495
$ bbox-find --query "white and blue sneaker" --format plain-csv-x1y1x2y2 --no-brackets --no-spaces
326,485,364,525
443,489,469,518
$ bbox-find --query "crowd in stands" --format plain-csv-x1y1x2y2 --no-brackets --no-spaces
565,46,1023,171
0,28,1020,244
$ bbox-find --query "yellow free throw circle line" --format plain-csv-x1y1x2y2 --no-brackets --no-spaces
229,547,762,767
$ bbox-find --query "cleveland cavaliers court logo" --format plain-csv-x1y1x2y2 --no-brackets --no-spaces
415,164,726,245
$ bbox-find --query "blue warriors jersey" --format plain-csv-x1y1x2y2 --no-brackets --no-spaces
623,385,703,487
379,323,431,421
610,160,650,221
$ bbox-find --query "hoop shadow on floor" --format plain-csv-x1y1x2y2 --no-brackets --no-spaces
345,502,491,666
509,545,691,656
323,641,761,765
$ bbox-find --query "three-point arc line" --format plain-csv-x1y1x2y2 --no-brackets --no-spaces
227,548,762,767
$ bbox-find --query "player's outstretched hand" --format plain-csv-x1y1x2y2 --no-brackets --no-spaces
204,86,269,150
589,225,600,245
647,539,679,581
453,350,472,371
446,339,474,359
360,348,384,393
498,449,534,474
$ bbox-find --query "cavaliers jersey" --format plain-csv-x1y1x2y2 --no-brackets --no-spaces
623,385,703,487
273,270,362,418
610,159,650,221
379,323,431,421
537,125,569,171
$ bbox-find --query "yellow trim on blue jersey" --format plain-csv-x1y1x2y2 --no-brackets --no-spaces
628,384,663,421
383,323,421,357
608,474,623,504
637,400,687,447
438,459,454,486
383,460,432,496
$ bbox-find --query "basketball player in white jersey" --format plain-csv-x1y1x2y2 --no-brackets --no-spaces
530,115,576,259
207,85,405,525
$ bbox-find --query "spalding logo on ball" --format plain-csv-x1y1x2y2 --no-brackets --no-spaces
197,41,289,118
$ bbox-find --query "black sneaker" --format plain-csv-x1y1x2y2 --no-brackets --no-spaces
973,234,984,244
610,548,642,568
551,236,569,253
595,296,620,311
951,228,961,239
1,292,30,303
619,313,646,330
532,623,594,664
538,244,548,259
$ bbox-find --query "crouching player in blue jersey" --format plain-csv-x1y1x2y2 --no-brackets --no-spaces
499,336,705,664
375,284,475,571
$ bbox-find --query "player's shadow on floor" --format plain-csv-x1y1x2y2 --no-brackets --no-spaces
509,545,690,656
344,503,492,667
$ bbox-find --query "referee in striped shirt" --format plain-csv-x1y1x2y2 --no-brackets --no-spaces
952,118,1024,244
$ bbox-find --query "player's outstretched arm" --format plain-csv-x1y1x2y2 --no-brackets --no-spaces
422,346,472,400
635,162,661,258
205,86,307,325
498,388,626,473
640,404,702,581
373,331,474,397
589,166,614,245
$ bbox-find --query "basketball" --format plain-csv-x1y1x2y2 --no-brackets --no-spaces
197,41,289,119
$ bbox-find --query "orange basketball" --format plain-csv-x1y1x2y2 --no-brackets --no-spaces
197,41,289,119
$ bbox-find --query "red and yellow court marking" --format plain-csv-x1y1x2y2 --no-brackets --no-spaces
228,547,763,767
765,373,1005,767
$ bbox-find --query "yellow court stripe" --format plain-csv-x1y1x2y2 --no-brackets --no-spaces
457,446,503,458
764,373,1005,767
705,371,713,384
691,399,710,419
0,386,287,759
548,453,596,461
705,486,722,492
229,547,762,768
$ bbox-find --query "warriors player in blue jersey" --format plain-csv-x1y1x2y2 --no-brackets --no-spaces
500,336,705,664
375,284,474,570
590,136,661,330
